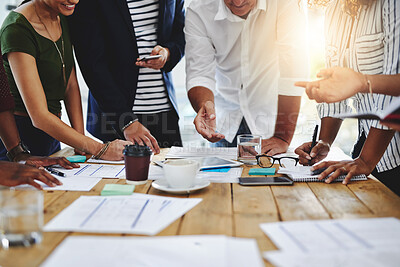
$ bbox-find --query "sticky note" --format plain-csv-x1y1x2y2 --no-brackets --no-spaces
101,184,135,196
248,168,276,175
66,155,87,163
202,167,231,173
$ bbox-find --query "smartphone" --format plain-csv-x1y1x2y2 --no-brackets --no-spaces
238,176,293,186
138,55,162,62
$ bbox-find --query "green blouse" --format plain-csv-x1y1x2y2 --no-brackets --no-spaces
0,11,74,115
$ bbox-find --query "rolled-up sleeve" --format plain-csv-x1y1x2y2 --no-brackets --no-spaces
370,0,400,129
184,6,217,94
276,0,309,96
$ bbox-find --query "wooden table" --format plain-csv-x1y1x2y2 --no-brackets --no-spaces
1,148,400,267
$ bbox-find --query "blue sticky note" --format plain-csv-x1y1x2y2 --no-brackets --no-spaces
248,168,276,175
202,167,231,173
66,155,87,163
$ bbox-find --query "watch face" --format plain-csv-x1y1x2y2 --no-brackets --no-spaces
20,142,30,153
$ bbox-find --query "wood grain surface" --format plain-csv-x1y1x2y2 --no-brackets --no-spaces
1,148,399,267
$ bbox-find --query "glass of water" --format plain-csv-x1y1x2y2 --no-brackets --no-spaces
0,187,43,249
237,134,262,165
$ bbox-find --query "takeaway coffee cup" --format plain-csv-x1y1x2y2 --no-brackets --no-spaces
163,159,200,188
123,144,152,185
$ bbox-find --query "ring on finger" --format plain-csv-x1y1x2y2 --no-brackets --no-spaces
340,167,347,172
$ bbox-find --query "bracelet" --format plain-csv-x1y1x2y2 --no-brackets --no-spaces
366,78,376,106
273,135,289,144
121,119,139,132
93,142,111,159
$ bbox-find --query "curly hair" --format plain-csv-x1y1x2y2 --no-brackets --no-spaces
303,0,376,17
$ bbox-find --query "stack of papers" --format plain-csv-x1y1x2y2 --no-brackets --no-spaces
148,165,243,183
44,194,202,235
260,217,400,267
165,146,237,160
41,235,264,267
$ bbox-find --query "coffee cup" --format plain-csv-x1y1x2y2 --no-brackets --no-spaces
163,159,200,188
123,144,152,185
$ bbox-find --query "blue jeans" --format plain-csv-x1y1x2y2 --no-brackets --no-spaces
0,115,60,161
211,118,251,148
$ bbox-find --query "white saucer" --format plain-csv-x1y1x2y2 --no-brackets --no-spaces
152,179,210,194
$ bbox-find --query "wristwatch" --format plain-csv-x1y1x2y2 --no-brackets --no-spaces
6,141,30,162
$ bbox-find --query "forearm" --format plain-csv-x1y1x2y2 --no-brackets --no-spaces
188,86,214,113
31,111,102,154
358,127,395,169
365,74,400,96
0,110,20,150
319,117,343,145
273,95,301,144
64,72,84,134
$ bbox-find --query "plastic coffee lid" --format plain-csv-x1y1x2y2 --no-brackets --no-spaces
123,144,152,157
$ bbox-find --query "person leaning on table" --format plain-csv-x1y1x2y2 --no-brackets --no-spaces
0,0,132,162
296,67,400,131
185,0,309,155
0,47,76,189
67,0,185,154
294,0,400,196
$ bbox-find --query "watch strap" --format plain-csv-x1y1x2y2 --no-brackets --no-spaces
6,142,30,162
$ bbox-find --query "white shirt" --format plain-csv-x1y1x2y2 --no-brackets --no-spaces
318,0,400,172
185,0,309,142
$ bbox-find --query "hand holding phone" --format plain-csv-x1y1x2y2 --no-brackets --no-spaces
137,55,162,62
239,176,293,186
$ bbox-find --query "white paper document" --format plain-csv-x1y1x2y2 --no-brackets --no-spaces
17,176,101,191
53,164,125,178
260,217,400,267
148,165,243,183
264,249,400,267
166,146,238,160
86,158,124,164
44,194,202,235
41,235,264,267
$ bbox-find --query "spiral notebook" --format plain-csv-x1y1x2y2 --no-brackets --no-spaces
278,166,367,182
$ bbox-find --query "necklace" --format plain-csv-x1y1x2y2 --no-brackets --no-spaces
34,2,66,87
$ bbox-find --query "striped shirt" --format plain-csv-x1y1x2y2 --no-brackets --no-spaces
127,0,171,114
318,0,400,172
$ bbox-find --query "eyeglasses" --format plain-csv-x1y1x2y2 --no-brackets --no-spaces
255,154,299,168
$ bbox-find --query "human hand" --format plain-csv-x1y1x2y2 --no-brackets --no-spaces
101,139,133,160
193,101,225,142
381,121,400,131
295,67,367,103
0,161,62,190
25,156,80,169
311,158,372,184
74,148,86,156
135,45,169,70
261,137,289,155
295,140,330,166
123,121,160,154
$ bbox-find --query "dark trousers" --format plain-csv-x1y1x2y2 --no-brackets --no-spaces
352,132,400,196
211,118,251,147
0,115,60,161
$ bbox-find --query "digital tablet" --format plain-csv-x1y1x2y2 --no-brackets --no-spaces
155,157,242,170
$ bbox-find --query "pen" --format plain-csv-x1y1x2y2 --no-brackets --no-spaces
309,125,319,165
46,167,65,177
